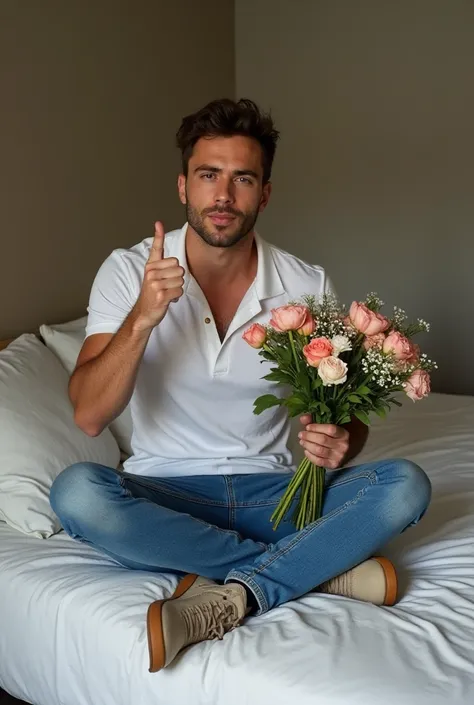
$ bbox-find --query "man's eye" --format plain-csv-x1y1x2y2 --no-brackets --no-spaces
201,173,215,180
237,177,252,184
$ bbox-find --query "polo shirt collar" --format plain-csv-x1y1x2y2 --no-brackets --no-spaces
175,222,285,303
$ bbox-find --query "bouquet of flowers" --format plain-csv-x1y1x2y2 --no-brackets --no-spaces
243,293,437,531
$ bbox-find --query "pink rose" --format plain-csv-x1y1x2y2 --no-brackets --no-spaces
363,333,386,351
343,315,354,328
405,369,431,402
407,342,421,364
303,337,333,367
349,302,390,336
383,331,412,360
242,323,267,349
270,305,309,332
297,310,316,336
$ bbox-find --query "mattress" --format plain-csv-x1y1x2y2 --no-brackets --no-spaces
1,392,473,705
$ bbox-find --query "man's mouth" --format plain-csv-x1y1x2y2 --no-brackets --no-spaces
207,213,237,226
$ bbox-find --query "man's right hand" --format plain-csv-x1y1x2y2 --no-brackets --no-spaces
132,221,185,332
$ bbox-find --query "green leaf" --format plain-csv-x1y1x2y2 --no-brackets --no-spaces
374,406,387,418
312,376,323,390
263,369,293,385
309,401,328,418
275,345,293,365
348,394,362,403
319,402,331,414
339,415,352,424
253,394,283,415
388,397,403,407
296,369,312,394
353,409,371,425
284,394,309,417
356,385,371,396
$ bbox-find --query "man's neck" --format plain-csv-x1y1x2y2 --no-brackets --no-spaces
185,225,258,293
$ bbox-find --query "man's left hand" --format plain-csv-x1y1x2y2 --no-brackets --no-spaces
298,414,350,470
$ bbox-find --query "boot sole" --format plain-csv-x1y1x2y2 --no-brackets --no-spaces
373,557,398,606
147,573,198,673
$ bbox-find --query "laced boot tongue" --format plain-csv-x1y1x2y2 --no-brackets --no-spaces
182,599,240,646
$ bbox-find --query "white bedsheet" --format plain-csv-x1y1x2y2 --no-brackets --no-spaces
1,392,473,705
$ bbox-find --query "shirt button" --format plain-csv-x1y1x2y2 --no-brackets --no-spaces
204,317,211,324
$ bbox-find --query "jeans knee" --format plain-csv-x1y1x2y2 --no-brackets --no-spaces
390,458,432,524
50,462,116,529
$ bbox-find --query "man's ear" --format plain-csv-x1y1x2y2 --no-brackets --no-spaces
259,181,272,212
178,174,187,205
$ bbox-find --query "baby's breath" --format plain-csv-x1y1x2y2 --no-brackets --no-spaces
364,292,384,312
391,306,408,330
418,353,438,372
312,293,348,339
361,348,407,389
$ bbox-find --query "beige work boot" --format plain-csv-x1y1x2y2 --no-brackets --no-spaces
147,574,247,672
317,557,398,606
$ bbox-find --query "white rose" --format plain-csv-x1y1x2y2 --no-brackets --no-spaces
330,334,352,357
318,356,348,386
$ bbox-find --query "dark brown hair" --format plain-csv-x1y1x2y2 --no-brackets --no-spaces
176,98,280,184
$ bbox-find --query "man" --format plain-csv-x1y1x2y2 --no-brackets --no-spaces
50,98,431,672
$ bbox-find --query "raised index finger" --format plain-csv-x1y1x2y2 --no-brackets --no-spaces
148,221,165,263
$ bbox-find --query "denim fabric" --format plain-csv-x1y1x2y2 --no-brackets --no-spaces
50,459,431,614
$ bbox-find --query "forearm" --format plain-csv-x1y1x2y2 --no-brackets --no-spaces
69,310,151,436
342,416,369,466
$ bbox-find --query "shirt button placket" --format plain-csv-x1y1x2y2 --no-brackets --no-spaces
203,314,220,376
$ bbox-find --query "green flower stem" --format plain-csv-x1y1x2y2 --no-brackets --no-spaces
270,461,308,528
296,476,311,530
301,473,312,527
271,456,326,531
288,331,300,371
312,467,318,522
316,466,325,518
307,465,315,522
294,475,308,530
271,458,310,526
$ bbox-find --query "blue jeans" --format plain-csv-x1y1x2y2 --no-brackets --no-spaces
50,459,431,615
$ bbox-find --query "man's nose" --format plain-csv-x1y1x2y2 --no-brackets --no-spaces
214,178,235,205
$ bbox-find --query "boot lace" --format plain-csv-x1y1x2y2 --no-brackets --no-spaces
182,596,241,646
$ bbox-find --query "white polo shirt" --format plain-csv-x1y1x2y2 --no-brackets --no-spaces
85,223,334,477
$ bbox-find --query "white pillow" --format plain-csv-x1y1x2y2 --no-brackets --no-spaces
39,316,88,375
40,317,133,456
0,335,120,538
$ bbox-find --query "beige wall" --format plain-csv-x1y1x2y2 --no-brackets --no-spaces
0,0,235,338
236,0,474,395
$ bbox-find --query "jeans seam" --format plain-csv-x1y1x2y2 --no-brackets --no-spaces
121,476,228,507
234,499,282,507
326,470,375,489
245,473,377,580
224,476,236,529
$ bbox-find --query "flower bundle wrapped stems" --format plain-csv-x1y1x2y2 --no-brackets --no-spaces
270,443,326,531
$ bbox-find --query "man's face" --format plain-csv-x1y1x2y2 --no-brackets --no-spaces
178,135,271,248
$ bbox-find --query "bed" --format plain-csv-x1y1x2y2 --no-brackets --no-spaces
1,334,473,705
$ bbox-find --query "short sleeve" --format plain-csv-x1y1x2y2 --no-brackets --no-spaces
85,250,137,338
